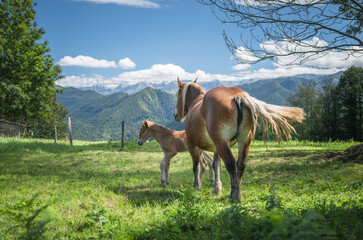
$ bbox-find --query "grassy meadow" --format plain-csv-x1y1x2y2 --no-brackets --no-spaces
0,138,362,239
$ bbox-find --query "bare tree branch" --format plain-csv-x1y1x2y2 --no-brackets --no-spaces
199,0,363,65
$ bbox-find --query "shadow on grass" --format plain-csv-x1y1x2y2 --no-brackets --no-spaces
135,198,363,240
249,148,332,160
108,184,184,206
0,139,159,154
1,139,359,207
1,160,162,184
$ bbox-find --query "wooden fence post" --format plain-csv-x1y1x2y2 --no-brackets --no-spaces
68,117,73,146
121,121,125,151
54,125,57,143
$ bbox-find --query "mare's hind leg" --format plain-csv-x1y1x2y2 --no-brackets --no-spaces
160,152,176,187
188,146,206,188
215,141,241,201
235,108,253,197
212,153,222,194
236,140,251,188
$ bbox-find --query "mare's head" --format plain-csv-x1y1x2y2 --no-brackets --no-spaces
137,121,152,146
174,77,205,122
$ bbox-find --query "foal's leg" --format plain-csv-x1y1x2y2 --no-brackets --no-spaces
201,151,214,183
212,153,222,194
199,152,208,184
165,152,176,185
188,146,204,188
160,152,176,187
215,141,241,201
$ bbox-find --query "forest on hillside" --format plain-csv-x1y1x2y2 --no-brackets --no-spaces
56,67,362,142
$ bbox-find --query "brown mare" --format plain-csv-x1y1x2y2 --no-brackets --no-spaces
137,120,214,187
174,78,305,201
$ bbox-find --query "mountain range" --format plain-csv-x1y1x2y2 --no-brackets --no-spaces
79,72,342,97
57,72,342,141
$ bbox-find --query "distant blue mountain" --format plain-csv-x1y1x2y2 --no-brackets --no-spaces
57,72,342,140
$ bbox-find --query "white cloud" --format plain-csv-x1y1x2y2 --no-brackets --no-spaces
235,0,326,7
233,37,363,69
74,0,160,8
59,55,116,68
56,64,242,88
58,55,136,69
259,38,363,68
232,64,251,71
234,66,343,80
299,49,363,69
234,46,260,63
118,57,136,69
232,39,360,78
111,64,241,83
56,62,347,90
57,74,114,88
234,0,270,6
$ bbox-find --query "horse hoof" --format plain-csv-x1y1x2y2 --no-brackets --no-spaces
228,198,241,203
212,189,221,195
212,185,222,194
212,181,222,194
229,193,242,202
193,184,201,189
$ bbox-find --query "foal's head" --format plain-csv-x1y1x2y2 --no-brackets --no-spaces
137,121,152,146
174,77,205,122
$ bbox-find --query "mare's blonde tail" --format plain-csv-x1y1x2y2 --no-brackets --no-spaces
233,92,305,143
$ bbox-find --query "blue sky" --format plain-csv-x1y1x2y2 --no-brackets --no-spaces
34,0,363,89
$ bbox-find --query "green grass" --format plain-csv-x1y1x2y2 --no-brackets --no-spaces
0,138,362,239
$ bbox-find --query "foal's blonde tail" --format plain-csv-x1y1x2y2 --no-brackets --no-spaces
233,92,305,143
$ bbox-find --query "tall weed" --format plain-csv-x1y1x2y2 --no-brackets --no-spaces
0,193,57,240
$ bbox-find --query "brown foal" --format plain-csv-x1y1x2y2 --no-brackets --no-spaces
137,120,214,186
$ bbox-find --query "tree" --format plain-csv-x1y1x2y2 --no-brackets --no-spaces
31,102,68,139
199,0,363,65
0,0,67,136
319,78,340,140
288,67,363,141
288,81,322,140
335,66,363,140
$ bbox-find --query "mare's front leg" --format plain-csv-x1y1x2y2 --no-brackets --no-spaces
160,152,176,187
211,153,222,194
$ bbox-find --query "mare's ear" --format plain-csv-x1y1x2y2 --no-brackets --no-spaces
143,121,149,127
177,77,183,88
194,78,198,83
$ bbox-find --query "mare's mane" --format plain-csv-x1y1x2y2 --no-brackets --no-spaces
181,82,206,115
